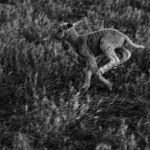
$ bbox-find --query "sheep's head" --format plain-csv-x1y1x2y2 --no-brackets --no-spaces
54,20,84,41
55,22,73,41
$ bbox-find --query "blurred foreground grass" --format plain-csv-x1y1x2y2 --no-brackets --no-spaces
0,0,150,149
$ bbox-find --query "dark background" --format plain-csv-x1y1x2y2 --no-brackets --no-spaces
0,0,150,149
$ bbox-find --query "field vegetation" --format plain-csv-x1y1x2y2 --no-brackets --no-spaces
0,0,150,149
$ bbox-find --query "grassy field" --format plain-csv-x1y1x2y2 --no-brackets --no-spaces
0,0,150,149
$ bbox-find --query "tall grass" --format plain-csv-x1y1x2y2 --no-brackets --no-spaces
0,0,150,149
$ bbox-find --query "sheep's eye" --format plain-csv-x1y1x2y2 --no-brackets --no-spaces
58,28,63,33
67,23,73,28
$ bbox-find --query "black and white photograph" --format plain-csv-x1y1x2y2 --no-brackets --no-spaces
0,0,150,149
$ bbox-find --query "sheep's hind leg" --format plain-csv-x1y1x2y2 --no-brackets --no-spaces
87,55,112,90
98,47,120,75
119,47,131,64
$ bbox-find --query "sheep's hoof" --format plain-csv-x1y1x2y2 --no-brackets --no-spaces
81,84,90,91
106,81,113,91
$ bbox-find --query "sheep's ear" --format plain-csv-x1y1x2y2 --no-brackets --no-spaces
67,23,73,29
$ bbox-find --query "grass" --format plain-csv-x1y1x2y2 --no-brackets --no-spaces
0,0,150,149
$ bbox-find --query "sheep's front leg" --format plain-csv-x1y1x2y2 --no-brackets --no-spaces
82,67,92,90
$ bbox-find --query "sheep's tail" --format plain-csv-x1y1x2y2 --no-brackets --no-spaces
122,33,145,49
